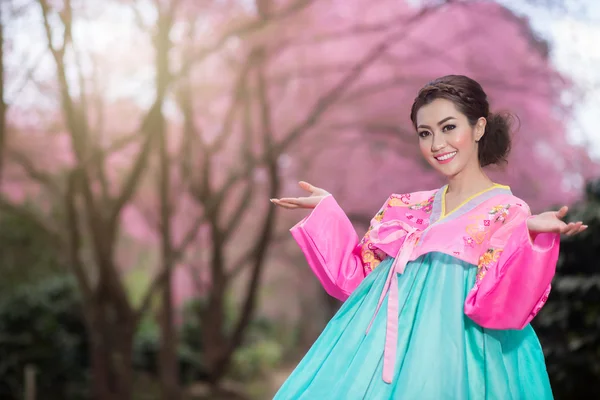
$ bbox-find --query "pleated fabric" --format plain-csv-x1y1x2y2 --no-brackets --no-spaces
274,253,553,400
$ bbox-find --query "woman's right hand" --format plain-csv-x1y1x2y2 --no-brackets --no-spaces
270,181,330,210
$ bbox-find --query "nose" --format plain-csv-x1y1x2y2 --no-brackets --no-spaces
430,132,446,152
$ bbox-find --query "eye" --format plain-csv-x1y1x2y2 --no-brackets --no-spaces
418,130,431,138
442,124,456,132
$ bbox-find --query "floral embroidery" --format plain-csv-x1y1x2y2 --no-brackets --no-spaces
464,204,512,245
488,204,511,223
388,193,411,206
463,236,475,247
476,248,503,281
363,250,375,263
361,245,387,271
371,193,417,227
465,215,489,244
408,195,434,213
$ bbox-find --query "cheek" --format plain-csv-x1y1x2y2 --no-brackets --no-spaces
418,139,431,157
448,129,473,150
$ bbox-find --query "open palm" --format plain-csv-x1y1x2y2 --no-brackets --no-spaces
527,206,587,236
270,181,330,210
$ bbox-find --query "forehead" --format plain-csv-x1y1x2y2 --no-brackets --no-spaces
415,98,464,125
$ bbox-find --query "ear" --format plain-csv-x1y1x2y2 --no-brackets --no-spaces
474,117,487,142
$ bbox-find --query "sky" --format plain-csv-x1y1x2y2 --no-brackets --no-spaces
497,0,600,158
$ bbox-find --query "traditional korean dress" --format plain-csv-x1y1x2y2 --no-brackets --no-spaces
274,184,557,399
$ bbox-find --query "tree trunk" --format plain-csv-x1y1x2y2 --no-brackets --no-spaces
158,273,181,400
87,301,135,400
201,280,227,384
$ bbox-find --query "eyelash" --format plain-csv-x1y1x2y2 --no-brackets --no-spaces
418,124,456,138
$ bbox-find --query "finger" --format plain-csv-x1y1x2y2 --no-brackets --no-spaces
565,222,580,235
270,199,300,209
558,222,574,235
577,225,588,234
564,222,582,236
298,181,317,194
555,206,568,219
279,197,311,205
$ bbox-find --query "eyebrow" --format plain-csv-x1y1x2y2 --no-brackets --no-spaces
417,116,456,130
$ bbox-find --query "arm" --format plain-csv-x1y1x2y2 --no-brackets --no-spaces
464,206,560,329
290,195,387,301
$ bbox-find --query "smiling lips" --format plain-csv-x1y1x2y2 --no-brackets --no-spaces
434,151,457,164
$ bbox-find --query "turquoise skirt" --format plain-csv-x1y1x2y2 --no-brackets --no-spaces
274,253,553,399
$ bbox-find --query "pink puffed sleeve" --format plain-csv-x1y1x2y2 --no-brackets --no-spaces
290,195,388,301
464,205,559,329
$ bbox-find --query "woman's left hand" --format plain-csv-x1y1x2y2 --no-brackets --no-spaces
527,206,587,236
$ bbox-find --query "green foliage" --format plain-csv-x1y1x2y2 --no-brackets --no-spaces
0,209,63,294
177,298,285,383
0,274,286,400
0,276,89,400
230,341,283,382
534,179,600,399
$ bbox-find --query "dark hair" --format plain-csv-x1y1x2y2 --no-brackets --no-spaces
410,75,513,167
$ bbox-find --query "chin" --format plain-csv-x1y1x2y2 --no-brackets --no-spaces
429,159,464,178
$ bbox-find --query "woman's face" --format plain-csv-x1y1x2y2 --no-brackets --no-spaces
415,98,485,178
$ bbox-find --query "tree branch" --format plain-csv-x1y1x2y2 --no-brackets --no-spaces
65,170,93,300
223,158,279,369
277,6,438,152
222,77,257,237
172,0,316,82
135,209,204,321
217,50,281,371
209,51,255,153
226,229,289,280
6,151,62,197
39,0,106,252
223,181,253,238
269,10,414,51
173,214,205,260
107,98,164,234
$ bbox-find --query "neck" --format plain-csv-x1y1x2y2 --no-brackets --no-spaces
446,163,494,196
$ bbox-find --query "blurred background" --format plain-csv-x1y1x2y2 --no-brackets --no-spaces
1,0,599,399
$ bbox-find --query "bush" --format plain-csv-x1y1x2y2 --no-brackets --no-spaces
0,276,89,400
230,340,283,382
0,261,287,398
178,298,285,383
0,209,64,295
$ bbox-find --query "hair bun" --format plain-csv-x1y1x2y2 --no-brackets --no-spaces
479,112,513,167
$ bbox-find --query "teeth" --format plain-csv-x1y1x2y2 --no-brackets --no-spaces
436,152,456,161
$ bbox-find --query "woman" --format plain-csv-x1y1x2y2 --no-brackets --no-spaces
270,75,587,399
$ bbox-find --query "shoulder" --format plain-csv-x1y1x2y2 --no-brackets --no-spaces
482,193,532,232
383,189,439,208
371,189,438,225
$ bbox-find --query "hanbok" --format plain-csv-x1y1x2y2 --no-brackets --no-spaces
274,184,556,399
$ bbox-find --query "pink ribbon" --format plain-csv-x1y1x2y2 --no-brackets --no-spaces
366,222,421,384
